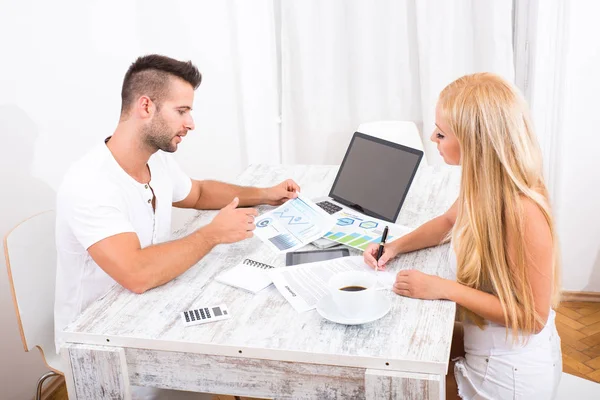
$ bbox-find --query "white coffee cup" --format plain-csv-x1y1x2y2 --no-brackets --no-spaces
328,271,377,318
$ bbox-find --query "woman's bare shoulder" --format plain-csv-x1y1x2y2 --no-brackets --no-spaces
517,195,553,251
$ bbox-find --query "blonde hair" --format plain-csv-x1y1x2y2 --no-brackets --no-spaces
438,73,561,338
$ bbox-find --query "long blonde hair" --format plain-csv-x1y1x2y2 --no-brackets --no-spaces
438,73,561,337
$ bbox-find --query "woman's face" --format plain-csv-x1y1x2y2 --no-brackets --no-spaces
431,105,461,165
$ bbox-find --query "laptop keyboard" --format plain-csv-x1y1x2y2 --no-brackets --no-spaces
316,201,342,215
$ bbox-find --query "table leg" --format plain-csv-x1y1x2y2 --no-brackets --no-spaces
365,369,444,400
61,343,131,399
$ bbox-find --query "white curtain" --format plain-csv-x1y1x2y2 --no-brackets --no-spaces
519,0,600,292
280,0,514,165
514,0,569,203
224,0,281,166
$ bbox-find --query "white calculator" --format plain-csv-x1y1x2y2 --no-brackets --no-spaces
181,304,230,327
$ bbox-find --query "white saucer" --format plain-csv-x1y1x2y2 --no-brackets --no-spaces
316,292,391,325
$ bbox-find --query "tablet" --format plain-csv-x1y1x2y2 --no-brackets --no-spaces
285,248,350,266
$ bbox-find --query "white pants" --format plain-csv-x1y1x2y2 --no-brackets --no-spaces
454,324,562,399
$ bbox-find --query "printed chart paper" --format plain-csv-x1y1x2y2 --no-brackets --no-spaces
254,194,335,253
321,210,411,251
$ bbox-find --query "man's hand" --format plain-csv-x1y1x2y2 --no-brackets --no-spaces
206,197,258,244
263,179,301,206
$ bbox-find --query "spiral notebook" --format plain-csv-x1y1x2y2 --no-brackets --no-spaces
215,258,275,294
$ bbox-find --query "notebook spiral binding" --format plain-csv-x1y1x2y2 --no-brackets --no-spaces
242,259,274,269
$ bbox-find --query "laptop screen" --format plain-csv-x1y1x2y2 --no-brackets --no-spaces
329,132,423,222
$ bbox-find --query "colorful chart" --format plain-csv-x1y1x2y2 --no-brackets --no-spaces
323,231,394,251
320,211,407,251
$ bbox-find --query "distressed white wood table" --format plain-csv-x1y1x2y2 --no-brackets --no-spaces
61,164,460,400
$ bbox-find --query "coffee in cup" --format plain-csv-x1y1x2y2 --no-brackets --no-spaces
328,271,377,318
339,286,367,292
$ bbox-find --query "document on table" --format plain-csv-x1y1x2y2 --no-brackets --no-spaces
254,194,335,253
269,256,396,312
321,210,412,251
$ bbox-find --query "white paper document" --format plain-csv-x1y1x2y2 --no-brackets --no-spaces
321,210,412,251
254,194,335,253
269,256,396,312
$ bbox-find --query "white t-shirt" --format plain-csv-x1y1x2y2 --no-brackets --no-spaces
54,142,192,351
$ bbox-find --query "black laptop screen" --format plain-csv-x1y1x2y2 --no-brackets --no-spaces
329,132,423,222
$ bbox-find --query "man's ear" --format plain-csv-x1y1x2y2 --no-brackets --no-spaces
136,95,154,119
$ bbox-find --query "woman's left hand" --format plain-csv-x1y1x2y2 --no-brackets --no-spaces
393,270,448,300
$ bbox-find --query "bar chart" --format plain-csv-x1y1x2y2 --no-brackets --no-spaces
318,211,409,251
323,231,393,250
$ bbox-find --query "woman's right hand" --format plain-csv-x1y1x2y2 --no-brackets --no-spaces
363,243,398,270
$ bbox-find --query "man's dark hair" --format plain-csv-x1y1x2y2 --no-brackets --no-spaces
120,54,202,115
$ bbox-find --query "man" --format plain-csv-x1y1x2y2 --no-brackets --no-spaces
54,54,299,357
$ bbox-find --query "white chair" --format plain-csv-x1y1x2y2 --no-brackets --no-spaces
357,120,429,166
4,211,231,400
4,211,62,399
556,372,600,399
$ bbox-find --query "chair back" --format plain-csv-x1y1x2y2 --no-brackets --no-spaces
4,211,60,371
357,120,428,166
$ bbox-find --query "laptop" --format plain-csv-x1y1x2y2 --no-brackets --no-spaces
312,131,424,248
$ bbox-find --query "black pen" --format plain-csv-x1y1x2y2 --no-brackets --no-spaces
375,225,389,271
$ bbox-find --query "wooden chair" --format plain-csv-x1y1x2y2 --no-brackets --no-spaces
4,211,62,399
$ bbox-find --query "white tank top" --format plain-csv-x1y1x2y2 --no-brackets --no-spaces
449,244,557,356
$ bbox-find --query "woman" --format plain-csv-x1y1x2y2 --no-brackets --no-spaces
363,73,562,399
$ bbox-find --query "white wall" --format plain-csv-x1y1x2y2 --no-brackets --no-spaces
553,2,600,292
0,1,282,397
279,0,514,166
0,104,53,398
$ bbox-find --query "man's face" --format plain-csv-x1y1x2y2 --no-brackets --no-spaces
143,77,195,153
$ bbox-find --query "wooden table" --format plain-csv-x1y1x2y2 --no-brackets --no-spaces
61,164,460,399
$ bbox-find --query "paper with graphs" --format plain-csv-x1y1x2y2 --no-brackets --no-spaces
321,210,411,251
254,194,335,253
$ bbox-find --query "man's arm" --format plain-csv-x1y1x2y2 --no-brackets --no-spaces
88,197,256,294
88,228,216,294
173,179,301,210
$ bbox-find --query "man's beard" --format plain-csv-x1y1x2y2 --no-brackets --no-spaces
142,114,180,153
